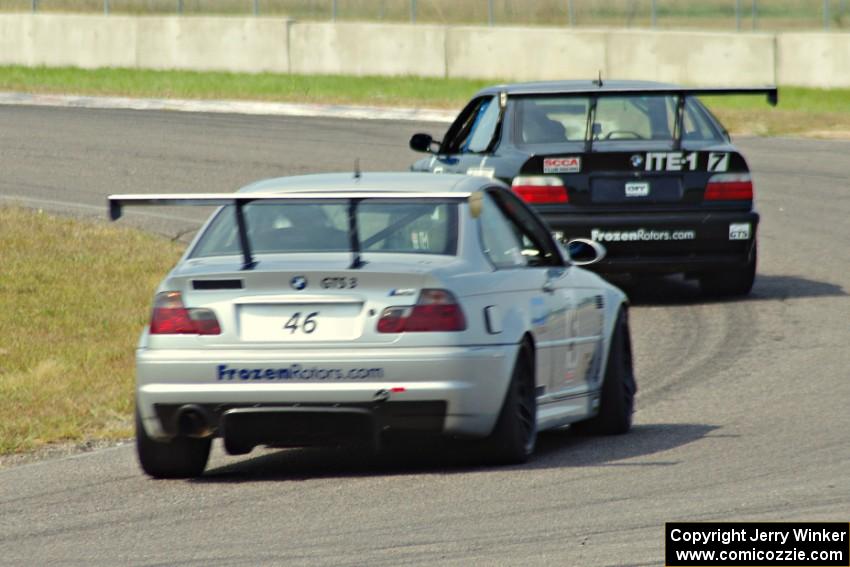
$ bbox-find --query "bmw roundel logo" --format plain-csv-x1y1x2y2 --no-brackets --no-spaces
290,276,308,291
630,154,644,168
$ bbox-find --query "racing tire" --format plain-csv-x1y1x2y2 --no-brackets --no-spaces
699,245,757,297
481,343,537,465
135,407,211,479
572,307,636,436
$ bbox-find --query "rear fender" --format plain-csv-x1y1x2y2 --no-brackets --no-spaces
598,287,629,384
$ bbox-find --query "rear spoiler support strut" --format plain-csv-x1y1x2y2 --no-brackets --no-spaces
583,96,598,154
563,86,778,153
672,95,687,152
234,200,256,270
347,199,365,270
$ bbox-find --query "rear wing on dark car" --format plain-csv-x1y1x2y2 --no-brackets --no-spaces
509,86,778,106
509,86,778,152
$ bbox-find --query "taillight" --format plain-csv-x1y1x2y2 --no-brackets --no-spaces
149,291,221,335
512,176,568,204
377,289,466,333
705,173,753,201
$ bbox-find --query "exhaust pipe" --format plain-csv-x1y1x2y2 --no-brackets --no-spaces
176,404,213,438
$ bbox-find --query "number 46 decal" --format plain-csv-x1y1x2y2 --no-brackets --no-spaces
284,312,319,334
707,152,730,173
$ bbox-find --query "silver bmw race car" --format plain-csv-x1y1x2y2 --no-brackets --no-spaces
109,172,635,478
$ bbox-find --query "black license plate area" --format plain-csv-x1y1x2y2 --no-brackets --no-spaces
221,408,376,449
591,177,682,203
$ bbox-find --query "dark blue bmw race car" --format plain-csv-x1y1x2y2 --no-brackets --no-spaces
410,80,777,296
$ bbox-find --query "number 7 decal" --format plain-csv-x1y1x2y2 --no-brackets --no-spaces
707,152,730,172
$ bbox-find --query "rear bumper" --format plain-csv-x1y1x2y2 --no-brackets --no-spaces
545,210,758,274
136,344,517,442
155,401,448,450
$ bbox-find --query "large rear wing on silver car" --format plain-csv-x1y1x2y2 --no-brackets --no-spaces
108,192,472,271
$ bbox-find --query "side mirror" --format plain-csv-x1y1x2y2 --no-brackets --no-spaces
564,238,606,266
410,133,438,154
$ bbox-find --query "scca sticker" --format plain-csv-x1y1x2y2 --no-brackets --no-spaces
543,157,581,174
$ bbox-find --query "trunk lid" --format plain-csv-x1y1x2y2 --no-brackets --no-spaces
519,146,751,211
154,254,448,348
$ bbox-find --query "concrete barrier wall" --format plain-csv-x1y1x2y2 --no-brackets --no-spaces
290,22,445,77
0,14,138,68
2,14,850,87
777,33,850,88
607,30,776,86
0,15,31,66
446,27,776,86
0,14,290,73
446,26,607,81
30,15,138,68
137,17,290,72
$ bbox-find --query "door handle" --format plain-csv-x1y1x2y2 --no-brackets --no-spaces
542,280,556,293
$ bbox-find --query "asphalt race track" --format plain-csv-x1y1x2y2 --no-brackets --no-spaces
1,106,848,566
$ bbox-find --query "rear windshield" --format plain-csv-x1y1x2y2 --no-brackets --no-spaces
514,95,724,145
190,200,459,258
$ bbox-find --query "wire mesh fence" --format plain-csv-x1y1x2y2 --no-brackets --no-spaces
3,0,850,30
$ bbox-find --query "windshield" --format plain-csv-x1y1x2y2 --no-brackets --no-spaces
514,95,724,145
190,200,459,258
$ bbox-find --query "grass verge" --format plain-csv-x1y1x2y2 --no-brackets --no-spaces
0,206,183,455
703,89,850,137
2,65,850,137
0,65,492,109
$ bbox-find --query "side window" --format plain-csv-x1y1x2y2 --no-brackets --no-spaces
463,97,500,153
683,97,725,142
478,191,564,269
444,96,500,154
490,191,563,267
479,194,527,269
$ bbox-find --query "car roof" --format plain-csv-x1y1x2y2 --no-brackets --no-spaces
238,172,505,194
474,79,681,98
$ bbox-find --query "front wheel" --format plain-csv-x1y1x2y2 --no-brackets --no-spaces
572,307,636,435
136,407,211,479
481,344,537,464
699,245,757,297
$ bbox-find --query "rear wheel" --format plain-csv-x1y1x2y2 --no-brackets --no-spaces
699,245,757,297
481,344,537,464
573,307,636,435
136,407,211,479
